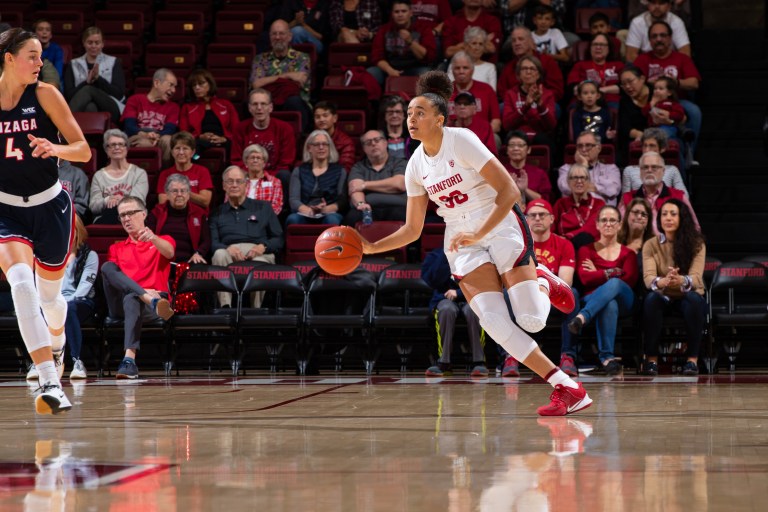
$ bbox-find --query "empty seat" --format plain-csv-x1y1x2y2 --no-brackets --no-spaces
144,43,197,77
35,11,84,48
95,10,145,60
328,43,373,75
126,147,163,175
214,10,264,44
384,76,419,98
206,43,256,76
154,11,205,54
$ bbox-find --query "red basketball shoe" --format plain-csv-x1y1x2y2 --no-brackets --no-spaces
537,383,592,416
536,264,576,313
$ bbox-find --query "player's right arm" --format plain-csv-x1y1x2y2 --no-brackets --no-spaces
361,193,428,254
32,82,90,162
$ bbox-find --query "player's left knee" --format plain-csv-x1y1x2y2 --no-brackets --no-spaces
508,280,549,333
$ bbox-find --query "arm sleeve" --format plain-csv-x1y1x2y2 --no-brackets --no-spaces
264,207,285,253
179,104,192,134
289,168,303,211
404,158,427,197
625,17,645,50
688,243,706,292
557,164,571,197
131,167,150,201
73,169,90,218
62,63,78,101
159,104,180,135
671,17,691,49
620,247,639,288
642,238,661,288
94,59,125,99
370,27,387,64
209,213,225,252
196,216,211,258
89,172,106,214
668,167,688,196
271,179,284,215
502,89,521,131
73,251,100,299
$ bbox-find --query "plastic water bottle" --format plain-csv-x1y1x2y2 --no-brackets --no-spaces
362,209,373,225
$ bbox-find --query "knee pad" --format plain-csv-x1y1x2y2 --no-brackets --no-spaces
470,292,538,361
6,264,50,353
508,280,550,333
36,275,66,329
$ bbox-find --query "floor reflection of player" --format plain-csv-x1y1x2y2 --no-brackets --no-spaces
0,28,91,415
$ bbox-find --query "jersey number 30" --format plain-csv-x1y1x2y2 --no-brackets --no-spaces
5,139,24,161
438,190,469,208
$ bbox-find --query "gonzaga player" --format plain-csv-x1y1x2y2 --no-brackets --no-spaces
361,71,591,416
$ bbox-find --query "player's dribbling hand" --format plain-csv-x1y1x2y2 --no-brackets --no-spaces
360,235,375,255
28,134,58,158
448,232,480,252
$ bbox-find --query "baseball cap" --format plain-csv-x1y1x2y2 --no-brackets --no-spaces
454,91,476,104
525,198,554,215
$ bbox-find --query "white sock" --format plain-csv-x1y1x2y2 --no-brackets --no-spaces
36,361,59,386
547,369,578,390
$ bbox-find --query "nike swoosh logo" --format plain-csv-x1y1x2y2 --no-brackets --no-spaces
320,245,343,255
422,175,429,180
61,202,69,214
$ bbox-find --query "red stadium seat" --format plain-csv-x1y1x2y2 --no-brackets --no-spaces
95,10,145,60
214,76,249,117
104,0,154,24
214,10,264,44
73,112,111,149
420,223,446,260
126,147,163,176
144,43,197,77
154,11,205,54
528,145,551,171
284,224,336,264
384,76,419,99
34,11,84,48
327,43,373,75
574,8,623,34
206,43,256,77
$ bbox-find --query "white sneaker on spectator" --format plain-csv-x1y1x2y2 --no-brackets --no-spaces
69,359,87,380
26,363,39,381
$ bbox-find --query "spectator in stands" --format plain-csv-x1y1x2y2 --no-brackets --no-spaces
449,51,501,135
502,56,557,149
61,215,99,380
520,199,578,377
531,4,570,63
619,151,699,234
619,197,654,272
553,164,604,248
90,129,149,224
243,144,284,216
39,58,61,90
569,205,638,376
622,128,687,196
557,131,622,206
367,0,437,87
210,166,283,307
64,26,126,125
633,21,702,157
442,0,501,62
329,0,381,43
641,198,706,376
447,27,497,90
379,95,410,159
272,0,330,54
503,131,552,205
34,19,64,81
571,79,615,143
179,69,239,155
346,130,407,226
587,11,622,58
567,33,623,110
58,160,91,223
643,77,686,166
286,130,347,226
156,132,214,212
231,88,296,173
121,68,179,164
148,174,210,264
250,20,312,132
102,196,176,379
449,92,496,153
625,0,690,63
498,27,563,103
313,101,356,172
617,66,651,165
422,247,488,377
411,0,451,35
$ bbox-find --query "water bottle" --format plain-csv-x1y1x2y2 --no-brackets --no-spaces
362,209,373,225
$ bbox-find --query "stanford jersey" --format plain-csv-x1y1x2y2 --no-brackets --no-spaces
405,127,496,221
0,83,60,196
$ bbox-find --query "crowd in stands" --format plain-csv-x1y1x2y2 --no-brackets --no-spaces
2,0,714,377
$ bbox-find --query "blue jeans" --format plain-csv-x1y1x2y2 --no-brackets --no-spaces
643,291,706,358
561,287,581,358
680,99,701,154
65,298,95,359
285,212,343,226
290,26,323,54
579,278,635,363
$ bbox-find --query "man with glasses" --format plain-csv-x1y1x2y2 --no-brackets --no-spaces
621,127,688,196
121,68,179,164
619,151,698,234
502,131,551,206
501,199,578,377
210,166,283,308
448,52,501,136
625,0,690,63
449,91,496,154
557,130,621,206
498,26,563,103
346,130,407,226
101,197,176,379
313,101,355,172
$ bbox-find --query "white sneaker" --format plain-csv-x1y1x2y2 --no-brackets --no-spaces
26,363,39,381
35,383,72,415
53,350,65,381
69,359,87,380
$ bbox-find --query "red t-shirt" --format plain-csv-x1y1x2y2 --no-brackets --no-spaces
230,117,296,172
442,9,502,62
156,163,214,195
411,0,452,29
567,60,624,105
449,81,501,124
534,234,575,275
108,235,176,292
633,51,701,99
121,94,180,132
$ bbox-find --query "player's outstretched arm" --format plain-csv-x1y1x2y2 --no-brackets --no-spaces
31,82,90,162
361,194,429,255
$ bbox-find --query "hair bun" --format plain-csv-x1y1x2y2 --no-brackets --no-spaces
416,71,453,102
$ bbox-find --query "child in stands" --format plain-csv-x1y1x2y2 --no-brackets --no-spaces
572,80,614,142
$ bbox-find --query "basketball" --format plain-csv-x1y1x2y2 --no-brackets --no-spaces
314,226,364,276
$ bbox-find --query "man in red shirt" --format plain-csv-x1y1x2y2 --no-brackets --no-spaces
442,0,501,62
313,101,356,171
501,199,578,377
498,26,563,102
102,196,176,379
449,91,496,153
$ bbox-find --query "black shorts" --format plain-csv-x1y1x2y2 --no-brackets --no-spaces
511,203,537,269
0,188,75,271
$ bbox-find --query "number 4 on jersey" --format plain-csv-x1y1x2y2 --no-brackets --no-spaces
6,139,24,161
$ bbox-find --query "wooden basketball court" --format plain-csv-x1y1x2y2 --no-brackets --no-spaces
1,372,765,511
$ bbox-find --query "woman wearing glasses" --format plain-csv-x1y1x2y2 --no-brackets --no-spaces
286,129,346,226
566,33,623,110
553,164,605,249
0,28,91,413
501,55,557,150
568,205,639,376
361,71,591,416
89,129,149,224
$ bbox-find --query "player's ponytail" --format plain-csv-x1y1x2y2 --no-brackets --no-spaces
416,71,453,125
0,28,37,70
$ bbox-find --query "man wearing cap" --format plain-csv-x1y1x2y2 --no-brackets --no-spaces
448,51,501,134
449,91,497,153
501,199,579,377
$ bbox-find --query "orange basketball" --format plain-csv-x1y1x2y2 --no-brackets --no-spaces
314,226,363,276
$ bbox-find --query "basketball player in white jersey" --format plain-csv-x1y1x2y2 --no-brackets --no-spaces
361,71,591,416
0,29,91,414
